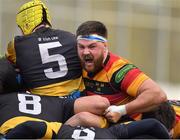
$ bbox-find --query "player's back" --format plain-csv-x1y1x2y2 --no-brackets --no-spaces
0,92,74,134
14,27,84,96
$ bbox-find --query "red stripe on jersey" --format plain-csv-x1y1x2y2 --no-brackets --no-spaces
104,53,121,72
121,68,142,92
176,114,180,121
130,113,142,121
86,91,133,105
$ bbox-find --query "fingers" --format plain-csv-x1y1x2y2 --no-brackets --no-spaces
104,105,124,123
104,112,121,123
105,113,114,123
104,105,115,115
103,108,110,115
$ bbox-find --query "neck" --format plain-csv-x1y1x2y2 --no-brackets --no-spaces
103,49,108,64
33,24,50,32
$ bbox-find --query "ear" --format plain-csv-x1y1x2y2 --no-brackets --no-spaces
104,42,108,50
104,47,107,52
104,42,108,47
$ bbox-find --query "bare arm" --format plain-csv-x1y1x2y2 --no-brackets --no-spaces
126,79,167,114
74,95,110,115
105,79,167,123
71,95,109,128
65,112,108,128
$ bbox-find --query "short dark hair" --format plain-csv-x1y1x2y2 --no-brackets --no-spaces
142,101,176,131
76,21,108,38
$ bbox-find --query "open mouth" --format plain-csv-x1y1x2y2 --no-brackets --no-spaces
84,58,93,63
83,55,94,64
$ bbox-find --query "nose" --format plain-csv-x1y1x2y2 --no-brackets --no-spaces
83,47,90,55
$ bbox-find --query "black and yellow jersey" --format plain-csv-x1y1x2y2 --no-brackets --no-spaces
6,27,84,96
0,57,20,93
0,92,74,135
169,100,180,139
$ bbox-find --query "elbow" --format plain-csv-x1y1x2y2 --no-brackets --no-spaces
155,88,167,104
160,92,167,102
94,95,110,110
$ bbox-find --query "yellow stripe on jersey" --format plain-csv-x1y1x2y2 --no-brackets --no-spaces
0,116,62,139
173,121,180,139
42,122,61,139
30,77,85,96
48,122,62,134
99,117,109,128
5,39,16,63
0,116,42,134
173,105,180,116
172,105,180,138
127,73,149,97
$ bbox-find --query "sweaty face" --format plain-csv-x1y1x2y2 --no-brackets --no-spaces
77,40,105,73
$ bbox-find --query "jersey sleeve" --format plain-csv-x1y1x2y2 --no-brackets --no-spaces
112,63,149,97
5,39,16,63
121,66,149,97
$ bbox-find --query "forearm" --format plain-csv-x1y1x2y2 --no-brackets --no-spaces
104,79,167,123
125,82,167,114
65,112,106,128
124,79,167,114
125,93,161,114
126,101,159,114
74,95,110,115
105,99,159,122
104,92,160,122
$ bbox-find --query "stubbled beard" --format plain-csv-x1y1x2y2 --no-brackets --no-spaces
82,54,104,73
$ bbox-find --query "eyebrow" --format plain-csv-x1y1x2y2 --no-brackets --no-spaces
77,42,97,47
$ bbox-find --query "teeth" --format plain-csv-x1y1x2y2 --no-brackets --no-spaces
84,59,92,62
85,60,93,63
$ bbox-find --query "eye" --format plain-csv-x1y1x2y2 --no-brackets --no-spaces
89,44,96,49
78,44,85,49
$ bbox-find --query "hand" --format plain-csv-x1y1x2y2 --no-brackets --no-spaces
104,105,122,123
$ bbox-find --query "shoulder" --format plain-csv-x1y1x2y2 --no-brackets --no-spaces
109,53,130,65
14,34,27,41
0,57,14,72
106,52,131,72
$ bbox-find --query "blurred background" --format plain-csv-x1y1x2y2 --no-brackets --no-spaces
0,0,179,99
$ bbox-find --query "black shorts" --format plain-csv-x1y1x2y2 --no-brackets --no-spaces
57,124,127,139
57,119,170,139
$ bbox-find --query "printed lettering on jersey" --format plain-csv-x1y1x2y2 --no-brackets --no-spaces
115,64,136,84
18,94,42,115
84,78,118,95
38,36,59,42
38,41,68,79
71,126,95,140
